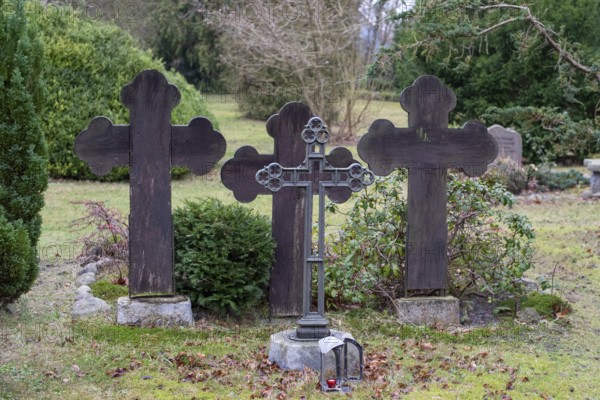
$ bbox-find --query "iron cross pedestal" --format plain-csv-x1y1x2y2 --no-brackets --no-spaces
256,117,374,340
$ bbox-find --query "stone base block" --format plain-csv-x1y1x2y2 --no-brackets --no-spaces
116,296,194,327
268,329,354,371
394,296,459,327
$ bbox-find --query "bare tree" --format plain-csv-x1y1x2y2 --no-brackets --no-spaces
210,0,378,139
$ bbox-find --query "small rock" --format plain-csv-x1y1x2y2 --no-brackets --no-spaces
80,255,100,267
72,297,110,319
518,307,542,324
75,292,93,301
527,194,543,203
75,285,92,295
519,277,540,293
76,272,96,286
79,263,98,275
4,303,18,315
96,258,114,272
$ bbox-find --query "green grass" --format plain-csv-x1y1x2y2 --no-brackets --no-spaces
3,98,600,399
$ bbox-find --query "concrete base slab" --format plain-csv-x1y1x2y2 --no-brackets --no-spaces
394,296,459,327
116,296,194,327
268,329,354,371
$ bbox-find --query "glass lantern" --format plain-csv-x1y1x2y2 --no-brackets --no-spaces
318,336,363,392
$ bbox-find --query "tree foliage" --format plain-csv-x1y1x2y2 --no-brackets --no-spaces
149,0,228,91
33,3,216,180
385,0,600,162
0,0,48,246
0,0,47,307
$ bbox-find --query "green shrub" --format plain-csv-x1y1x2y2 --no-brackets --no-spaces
0,213,38,308
325,171,536,309
0,0,48,247
482,158,528,194
31,3,216,181
173,198,275,314
533,165,588,191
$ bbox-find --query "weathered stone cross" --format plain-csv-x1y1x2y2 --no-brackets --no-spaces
75,70,226,297
358,75,497,291
221,102,358,316
256,116,374,339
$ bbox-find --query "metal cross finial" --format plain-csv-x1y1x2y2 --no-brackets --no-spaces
256,117,374,340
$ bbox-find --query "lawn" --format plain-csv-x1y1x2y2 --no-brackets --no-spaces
2,98,600,399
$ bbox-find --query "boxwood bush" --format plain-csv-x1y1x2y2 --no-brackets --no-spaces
0,0,48,247
173,198,275,315
0,214,37,308
31,3,216,181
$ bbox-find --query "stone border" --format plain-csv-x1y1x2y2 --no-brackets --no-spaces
71,257,112,319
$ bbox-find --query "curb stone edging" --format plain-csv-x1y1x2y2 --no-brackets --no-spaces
71,258,113,319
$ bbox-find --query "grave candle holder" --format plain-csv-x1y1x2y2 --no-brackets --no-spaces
318,336,364,392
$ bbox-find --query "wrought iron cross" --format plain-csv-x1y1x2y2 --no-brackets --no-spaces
358,75,497,292
75,70,226,297
256,117,374,340
221,102,359,317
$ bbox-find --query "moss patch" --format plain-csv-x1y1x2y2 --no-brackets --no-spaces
90,280,128,302
521,292,571,318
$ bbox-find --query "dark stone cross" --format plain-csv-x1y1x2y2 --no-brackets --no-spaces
357,75,497,291
256,116,374,339
75,70,226,297
221,102,358,316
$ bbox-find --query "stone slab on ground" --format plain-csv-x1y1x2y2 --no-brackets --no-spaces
394,296,460,327
72,296,110,319
268,329,355,371
116,296,194,327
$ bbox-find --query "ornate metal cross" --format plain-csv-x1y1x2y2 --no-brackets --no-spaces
75,70,226,297
256,117,374,340
221,102,359,317
358,75,497,292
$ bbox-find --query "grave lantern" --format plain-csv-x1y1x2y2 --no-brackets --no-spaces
318,336,364,392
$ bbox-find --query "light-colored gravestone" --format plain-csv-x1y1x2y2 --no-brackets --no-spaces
584,159,600,196
488,124,522,164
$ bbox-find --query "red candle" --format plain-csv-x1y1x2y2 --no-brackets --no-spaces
326,379,337,388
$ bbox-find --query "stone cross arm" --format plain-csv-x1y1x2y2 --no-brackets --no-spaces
75,116,225,176
358,119,498,177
